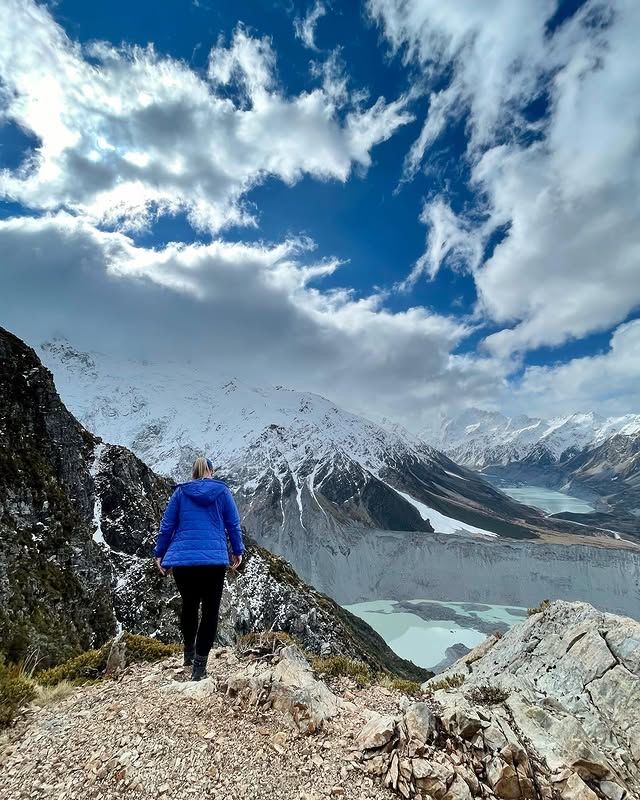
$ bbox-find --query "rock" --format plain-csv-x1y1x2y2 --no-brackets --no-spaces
386,752,400,790
560,773,599,800
442,775,472,800
404,702,437,745
414,761,455,800
599,780,626,800
454,764,480,795
486,757,532,800
429,601,640,798
329,786,345,796
365,754,389,775
437,694,484,739
269,731,288,754
482,724,509,753
356,714,397,750
269,646,341,734
104,634,127,677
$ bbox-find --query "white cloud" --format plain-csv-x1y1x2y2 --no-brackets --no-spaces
514,319,640,418
401,197,483,288
0,212,503,428
294,2,327,51
370,0,640,361
0,0,412,234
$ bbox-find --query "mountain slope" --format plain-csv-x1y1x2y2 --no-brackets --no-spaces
40,338,580,550
0,326,427,680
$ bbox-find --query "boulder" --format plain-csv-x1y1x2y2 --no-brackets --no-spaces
265,645,341,733
356,714,397,750
430,601,639,798
598,779,626,800
436,693,485,739
404,702,437,745
559,773,599,800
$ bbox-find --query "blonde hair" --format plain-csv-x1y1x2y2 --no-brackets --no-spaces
192,456,212,480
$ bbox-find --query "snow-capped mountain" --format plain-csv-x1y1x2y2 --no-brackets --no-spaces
423,408,640,539
424,408,640,469
39,338,585,595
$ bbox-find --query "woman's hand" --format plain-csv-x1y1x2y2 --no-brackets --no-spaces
154,557,166,576
230,553,243,571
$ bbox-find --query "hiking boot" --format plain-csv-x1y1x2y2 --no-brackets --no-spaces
183,647,195,667
191,654,208,681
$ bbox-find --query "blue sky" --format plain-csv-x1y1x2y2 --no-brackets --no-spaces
0,0,638,429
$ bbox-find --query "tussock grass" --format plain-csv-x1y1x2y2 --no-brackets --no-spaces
312,655,373,686
38,633,178,687
236,630,293,657
423,673,466,695
0,657,36,728
32,681,76,707
378,674,422,696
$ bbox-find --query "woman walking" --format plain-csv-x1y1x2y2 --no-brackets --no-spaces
154,457,245,681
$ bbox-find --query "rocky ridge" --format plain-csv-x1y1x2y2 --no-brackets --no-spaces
1,600,636,800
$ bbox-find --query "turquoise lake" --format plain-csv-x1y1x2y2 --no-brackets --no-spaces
343,599,526,671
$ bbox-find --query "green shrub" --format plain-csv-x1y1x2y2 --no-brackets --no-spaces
37,645,109,686
423,673,465,694
38,633,178,686
466,684,509,706
121,632,178,664
527,599,551,617
312,655,373,686
0,657,36,727
379,674,422,696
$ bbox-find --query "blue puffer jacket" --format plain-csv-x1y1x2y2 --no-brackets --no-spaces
154,479,245,568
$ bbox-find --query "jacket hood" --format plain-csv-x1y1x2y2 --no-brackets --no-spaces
179,478,227,506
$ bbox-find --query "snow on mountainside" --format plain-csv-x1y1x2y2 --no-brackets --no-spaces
39,339,561,555
424,407,640,469
40,337,442,483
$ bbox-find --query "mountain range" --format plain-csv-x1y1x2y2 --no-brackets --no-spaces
423,408,640,537
36,336,640,616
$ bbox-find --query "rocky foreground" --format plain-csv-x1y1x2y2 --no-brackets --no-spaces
1,601,637,800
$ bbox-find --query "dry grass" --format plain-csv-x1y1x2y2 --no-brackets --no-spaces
32,681,76,707
378,673,422,696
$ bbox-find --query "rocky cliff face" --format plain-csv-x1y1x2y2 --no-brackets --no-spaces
424,600,640,799
0,327,425,680
0,327,115,664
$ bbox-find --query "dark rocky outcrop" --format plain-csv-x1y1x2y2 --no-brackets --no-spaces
0,327,115,664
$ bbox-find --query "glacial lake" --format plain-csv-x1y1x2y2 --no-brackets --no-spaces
499,485,594,515
343,599,527,672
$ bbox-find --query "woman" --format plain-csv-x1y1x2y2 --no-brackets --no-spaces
154,456,245,681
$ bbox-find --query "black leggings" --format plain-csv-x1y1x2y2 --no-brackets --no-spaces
172,565,226,658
